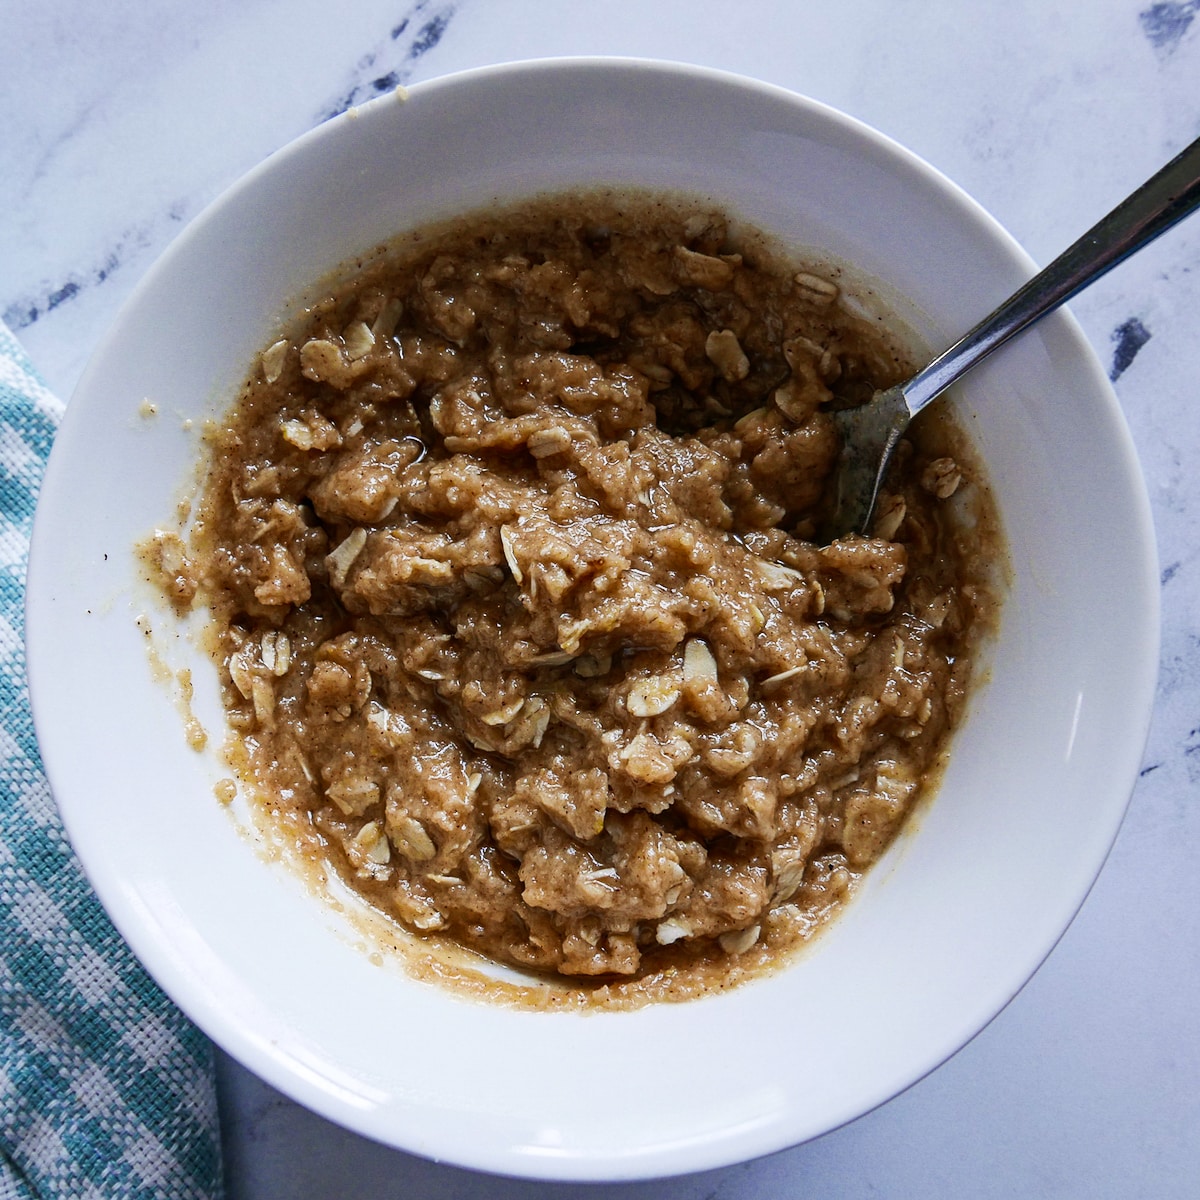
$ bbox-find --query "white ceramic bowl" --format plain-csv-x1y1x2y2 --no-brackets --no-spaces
25,59,1158,1180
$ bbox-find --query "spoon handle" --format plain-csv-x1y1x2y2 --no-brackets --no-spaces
904,135,1200,414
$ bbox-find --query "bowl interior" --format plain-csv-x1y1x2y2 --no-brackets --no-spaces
25,59,1158,1181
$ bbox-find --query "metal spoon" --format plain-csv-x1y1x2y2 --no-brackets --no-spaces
828,134,1200,539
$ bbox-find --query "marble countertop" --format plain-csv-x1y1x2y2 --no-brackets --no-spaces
5,1,1198,1196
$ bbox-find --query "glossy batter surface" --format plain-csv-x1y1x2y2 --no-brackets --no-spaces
176,194,1000,1000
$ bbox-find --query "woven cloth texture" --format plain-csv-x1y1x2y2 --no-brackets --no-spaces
0,321,224,1199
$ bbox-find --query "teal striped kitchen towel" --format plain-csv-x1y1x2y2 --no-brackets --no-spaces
0,321,225,1199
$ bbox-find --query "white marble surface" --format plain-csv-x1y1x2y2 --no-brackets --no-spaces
5,1,1199,1195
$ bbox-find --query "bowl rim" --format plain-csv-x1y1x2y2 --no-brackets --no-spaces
26,54,1160,1181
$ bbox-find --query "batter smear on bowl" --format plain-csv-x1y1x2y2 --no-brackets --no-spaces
168,193,1001,999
